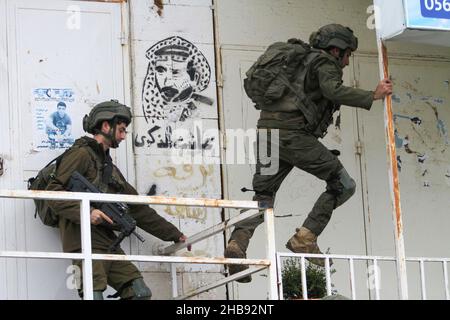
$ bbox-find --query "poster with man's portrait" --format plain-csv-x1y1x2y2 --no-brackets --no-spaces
32,88,76,150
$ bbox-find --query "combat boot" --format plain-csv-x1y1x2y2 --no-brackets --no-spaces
285,227,332,267
224,240,252,283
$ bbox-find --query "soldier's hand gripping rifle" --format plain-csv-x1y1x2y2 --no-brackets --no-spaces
67,171,145,251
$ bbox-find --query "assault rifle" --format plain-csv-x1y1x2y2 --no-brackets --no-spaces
67,171,145,251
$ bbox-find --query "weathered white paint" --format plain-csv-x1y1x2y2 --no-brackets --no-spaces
129,0,222,293
0,0,9,300
131,1,213,44
215,0,450,56
357,55,450,299
0,0,127,299
133,117,220,156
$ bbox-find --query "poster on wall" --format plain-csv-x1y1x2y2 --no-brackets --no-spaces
32,88,76,150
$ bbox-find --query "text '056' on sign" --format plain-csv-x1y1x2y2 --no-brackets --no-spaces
421,0,450,19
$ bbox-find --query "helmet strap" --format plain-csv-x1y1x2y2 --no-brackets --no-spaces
109,118,120,149
337,48,347,66
99,118,119,149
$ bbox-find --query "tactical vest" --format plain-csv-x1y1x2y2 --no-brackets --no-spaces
72,139,127,194
259,51,341,138
28,137,126,227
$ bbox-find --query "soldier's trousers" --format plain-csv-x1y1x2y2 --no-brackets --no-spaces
229,129,356,252
73,248,143,299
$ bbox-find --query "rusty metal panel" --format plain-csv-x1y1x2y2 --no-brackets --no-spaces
378,40,408,300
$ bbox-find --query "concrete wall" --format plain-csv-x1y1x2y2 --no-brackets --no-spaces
215,0,450,57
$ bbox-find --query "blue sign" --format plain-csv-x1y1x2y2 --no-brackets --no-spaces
405,0,450,30
420,0,450,19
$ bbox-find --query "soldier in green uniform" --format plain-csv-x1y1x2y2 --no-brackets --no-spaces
47,100,189,299
225,24,393,282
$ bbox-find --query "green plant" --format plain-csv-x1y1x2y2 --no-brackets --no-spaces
281,258,335,299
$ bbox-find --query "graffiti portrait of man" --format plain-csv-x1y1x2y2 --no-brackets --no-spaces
142,36,213,125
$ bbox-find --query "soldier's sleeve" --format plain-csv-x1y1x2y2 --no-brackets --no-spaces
46,148,92,224
317,60,374,110
120,178,183,242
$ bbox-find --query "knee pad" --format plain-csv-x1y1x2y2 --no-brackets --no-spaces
253,192,275,208
78,290,104,300
339,168,356,199
130,278,152,300
326,168,356,207
93,291,104,300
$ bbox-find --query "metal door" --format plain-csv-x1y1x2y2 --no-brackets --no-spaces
0,0,126,299
355,54,450,299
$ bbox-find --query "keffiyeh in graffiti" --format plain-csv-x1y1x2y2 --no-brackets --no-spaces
135,36,215,151
141,36,213,124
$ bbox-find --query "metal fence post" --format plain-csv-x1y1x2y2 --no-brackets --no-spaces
264,208,279,300
171,263,178,298
80,198,93,300
374,6,409,298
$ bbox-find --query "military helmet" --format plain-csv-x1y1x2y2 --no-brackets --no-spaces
309,24,358,51
83,100,132,134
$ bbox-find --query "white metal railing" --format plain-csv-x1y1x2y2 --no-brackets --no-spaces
3,189,449,300
277,252,450,300
0,189,278,300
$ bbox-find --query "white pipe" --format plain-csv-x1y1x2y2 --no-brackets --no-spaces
373,259,380,300
325,258,332,296
159,209,262,255
80,199,93,300
171,264,178,299
420,260,427,300
0,189,259,209
276,253,284,300
349,258,356,300
444,261,450,300
374,0,409,300
300,257,308,300
265,208,279,300
176,266,266,300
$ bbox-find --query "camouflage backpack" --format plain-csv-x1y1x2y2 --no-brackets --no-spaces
27,153,67,227
243,38,313,110
27,144,103,227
